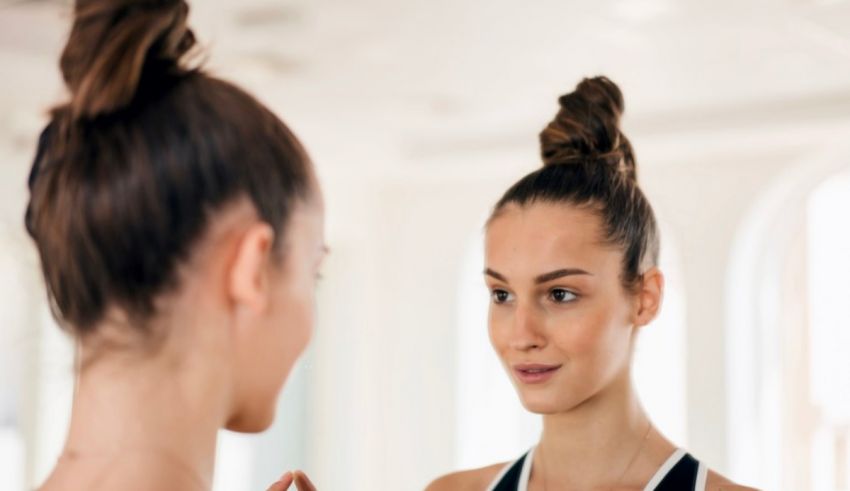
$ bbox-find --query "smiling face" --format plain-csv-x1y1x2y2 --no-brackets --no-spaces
485,201,641,414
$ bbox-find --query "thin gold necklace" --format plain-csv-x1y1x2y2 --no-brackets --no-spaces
537,419,653,491
614,420,653,488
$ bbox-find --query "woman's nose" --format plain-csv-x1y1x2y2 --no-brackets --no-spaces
509,299,547,351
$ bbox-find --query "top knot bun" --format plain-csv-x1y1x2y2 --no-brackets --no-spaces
60,0,198,120
539,76,637,182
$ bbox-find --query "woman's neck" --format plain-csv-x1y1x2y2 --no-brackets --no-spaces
44,332,230,490
534,369,672,489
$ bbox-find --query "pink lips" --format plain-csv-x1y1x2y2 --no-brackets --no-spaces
513,363,562,384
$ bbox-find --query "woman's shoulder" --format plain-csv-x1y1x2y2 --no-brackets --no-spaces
705,468,761,491
425,461,510,491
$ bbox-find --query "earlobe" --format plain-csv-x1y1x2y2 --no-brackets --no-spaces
228,223,276,314
635,268,664,327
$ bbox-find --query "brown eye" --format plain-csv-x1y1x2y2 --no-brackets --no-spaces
549,288,577,303
491,289,513,304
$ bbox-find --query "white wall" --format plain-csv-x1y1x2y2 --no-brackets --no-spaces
7,114,850,491
4,1,850,489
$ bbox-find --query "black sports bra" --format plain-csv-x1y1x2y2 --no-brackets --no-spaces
487,447,708,491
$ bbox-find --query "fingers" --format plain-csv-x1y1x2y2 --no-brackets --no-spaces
264,469,316,491
266,471,294,491
293,470,317,491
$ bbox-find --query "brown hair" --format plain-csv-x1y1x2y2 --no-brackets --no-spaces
491,76,659,291
25,0,313,334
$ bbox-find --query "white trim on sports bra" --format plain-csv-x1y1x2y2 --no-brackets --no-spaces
642,448,687,490
516,446,534,491
484,455,520,491
487,446,707,491
695,461,708,491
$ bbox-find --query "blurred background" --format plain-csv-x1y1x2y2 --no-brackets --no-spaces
2,0,850,490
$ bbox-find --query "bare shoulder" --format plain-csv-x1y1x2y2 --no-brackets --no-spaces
705,469,761,491
425,462,509,491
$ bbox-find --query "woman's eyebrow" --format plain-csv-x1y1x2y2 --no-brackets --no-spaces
484,268,507,282
535,268,592,284
483,267,591,284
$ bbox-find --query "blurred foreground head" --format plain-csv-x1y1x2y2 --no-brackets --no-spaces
25,0,325,431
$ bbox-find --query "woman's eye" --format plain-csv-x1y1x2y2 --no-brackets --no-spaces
491,289,512,304
549,288,577,303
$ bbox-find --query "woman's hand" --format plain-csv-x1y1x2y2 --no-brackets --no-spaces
266,470,317,491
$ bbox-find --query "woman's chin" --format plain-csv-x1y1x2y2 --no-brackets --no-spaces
517,387,584,415
518,393,562,415
224,406,276,433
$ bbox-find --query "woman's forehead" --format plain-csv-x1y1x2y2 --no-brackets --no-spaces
488,202,602,244
485,203,619,276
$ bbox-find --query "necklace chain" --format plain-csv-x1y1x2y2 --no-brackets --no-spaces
615,419,653,487
537,419,653,491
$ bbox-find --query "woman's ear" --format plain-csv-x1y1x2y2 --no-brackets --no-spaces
634,267,664,327
228,223,275,314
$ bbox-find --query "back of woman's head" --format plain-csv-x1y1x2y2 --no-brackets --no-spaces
491,76,659,291
26,0,313,334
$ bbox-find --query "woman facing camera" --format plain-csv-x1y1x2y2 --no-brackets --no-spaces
28,1,322,489
428,77,754,491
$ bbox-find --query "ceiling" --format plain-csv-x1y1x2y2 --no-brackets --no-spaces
1,0,850,169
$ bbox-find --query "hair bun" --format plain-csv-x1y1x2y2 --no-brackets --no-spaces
539,76,637,181
60,0,197,120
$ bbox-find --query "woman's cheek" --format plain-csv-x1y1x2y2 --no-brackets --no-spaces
551,308,609,356
487,311,512,356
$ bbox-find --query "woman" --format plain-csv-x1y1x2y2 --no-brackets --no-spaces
27,1,322,489
428,77,754,490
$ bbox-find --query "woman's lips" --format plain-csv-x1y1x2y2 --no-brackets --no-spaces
513,363,562,384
